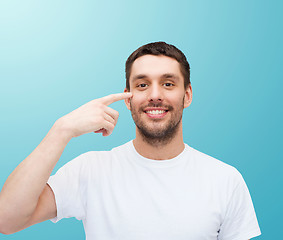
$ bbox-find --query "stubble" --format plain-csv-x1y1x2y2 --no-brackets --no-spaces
130,98,184,147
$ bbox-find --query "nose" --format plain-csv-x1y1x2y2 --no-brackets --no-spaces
148,83,163,103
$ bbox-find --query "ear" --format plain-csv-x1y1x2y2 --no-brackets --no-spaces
124,88,131,110
183,84,192,108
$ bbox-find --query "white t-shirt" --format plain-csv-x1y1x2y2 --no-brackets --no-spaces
47,141,261,240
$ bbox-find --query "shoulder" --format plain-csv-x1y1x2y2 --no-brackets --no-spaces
66,141,132,169
187,145,244,185
50,141,132,183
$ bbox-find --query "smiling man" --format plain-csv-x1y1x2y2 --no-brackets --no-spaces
125,53,192,159
0,42,261,239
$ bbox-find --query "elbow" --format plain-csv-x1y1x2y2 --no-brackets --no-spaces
0,213,32,235
0,222,18,235
0,230,13,235
0,214,18,235
0,214,6,234
0,224,23,235
0,230,15,235
0,220,13,235
0,223,11,235
0,219,25,235
0,205,30,235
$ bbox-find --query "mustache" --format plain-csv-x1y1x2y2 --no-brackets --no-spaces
140,102,174,111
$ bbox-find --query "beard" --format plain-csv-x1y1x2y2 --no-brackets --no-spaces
130,98,184,146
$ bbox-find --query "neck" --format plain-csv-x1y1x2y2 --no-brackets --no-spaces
133,123,185,160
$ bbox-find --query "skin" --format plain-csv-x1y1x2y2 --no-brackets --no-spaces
0,54,251,239
125,55,192,160
0,93,132,234
0,55,193,234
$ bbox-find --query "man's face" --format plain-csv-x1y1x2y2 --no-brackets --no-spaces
125,55,192,143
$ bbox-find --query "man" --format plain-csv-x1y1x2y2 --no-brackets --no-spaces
0,42,261,239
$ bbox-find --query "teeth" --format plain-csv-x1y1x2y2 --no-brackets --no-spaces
146,110,165,115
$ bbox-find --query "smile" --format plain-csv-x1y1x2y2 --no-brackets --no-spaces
144,108,169,118
145,110,166,115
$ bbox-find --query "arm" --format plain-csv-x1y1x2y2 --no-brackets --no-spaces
0,93,132,234
0,120,70,234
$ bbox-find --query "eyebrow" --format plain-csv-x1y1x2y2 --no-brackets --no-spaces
132,73,180,82
162,73,180,80
132,74,148,82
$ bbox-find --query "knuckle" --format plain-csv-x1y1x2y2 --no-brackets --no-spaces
108,122,115,129
91,99,99,105
113,110,119,119
96,106,104,115
97,102,104,109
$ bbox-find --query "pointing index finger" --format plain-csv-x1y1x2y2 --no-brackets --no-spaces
99,92,132,106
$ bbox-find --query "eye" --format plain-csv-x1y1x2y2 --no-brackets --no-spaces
137,83,148,88
163,82,174,87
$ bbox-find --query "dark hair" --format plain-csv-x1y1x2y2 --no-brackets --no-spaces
125,41,190,90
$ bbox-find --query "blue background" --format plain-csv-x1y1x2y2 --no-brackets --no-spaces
0,0,282,239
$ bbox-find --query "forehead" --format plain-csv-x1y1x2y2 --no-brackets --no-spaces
130,55,183,80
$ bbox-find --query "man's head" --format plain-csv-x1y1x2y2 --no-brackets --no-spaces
124,42,192,146
125,41,190,91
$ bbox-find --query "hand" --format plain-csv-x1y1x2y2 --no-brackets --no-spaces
58,92,132,138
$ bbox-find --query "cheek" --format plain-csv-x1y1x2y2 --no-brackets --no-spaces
169,96,186,110
130,93,149,113
130,92,146,105
168,92,184,104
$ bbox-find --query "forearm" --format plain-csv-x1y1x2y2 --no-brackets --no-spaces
0,118,72,226
0,92,131,233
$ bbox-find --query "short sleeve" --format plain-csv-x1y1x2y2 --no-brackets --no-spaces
218,172,261,240
47,153,89,223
